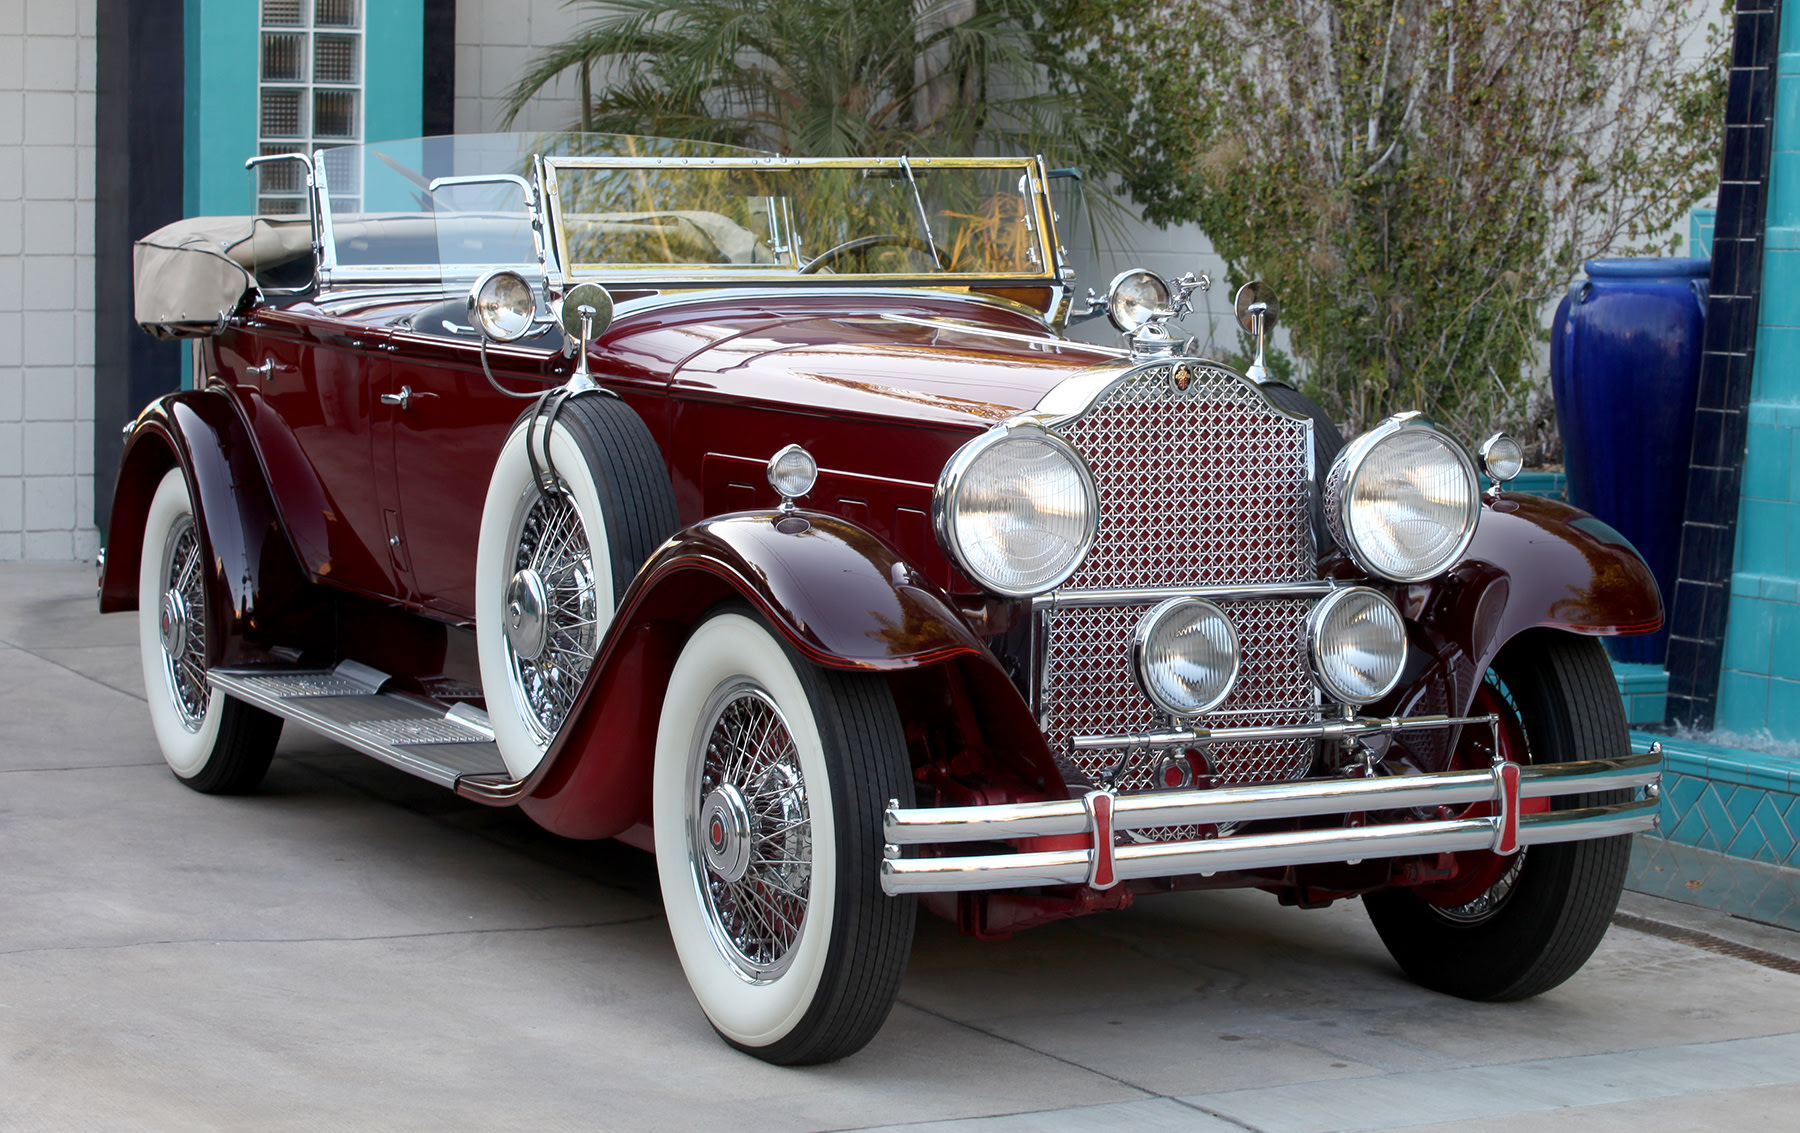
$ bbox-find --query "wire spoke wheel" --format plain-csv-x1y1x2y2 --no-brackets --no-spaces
157,515,210,730
137,468,280,793
689,682,814,981
504,486,599,743
654,608,916,1064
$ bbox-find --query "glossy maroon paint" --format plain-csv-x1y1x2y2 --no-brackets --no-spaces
101,391,319,667
456,510,1043,839
102,279,1665,857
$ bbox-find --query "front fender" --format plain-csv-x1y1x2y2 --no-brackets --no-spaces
492,511,993,838
99,390,313,666
1383,493,1662,756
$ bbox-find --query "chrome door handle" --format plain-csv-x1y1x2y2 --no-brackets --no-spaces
380,385,415,410
247,360,276,381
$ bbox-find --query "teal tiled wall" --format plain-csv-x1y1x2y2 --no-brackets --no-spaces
1719,11,1800,740
1640,731,1800,867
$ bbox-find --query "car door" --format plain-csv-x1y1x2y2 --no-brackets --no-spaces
379,320,567,620
231,307,398,597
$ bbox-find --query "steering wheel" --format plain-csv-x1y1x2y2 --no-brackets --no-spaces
797,233,942,274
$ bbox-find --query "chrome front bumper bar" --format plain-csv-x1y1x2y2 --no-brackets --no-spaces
879,743,1663,896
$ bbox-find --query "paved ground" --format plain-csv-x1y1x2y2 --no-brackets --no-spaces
5,560,1800,1132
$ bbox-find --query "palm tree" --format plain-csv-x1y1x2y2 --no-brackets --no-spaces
498,0,1122,171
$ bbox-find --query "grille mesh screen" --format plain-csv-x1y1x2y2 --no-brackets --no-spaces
1057,363,1312,590
1042,363,1318,808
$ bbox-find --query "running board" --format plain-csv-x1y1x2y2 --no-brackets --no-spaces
210,662,507,788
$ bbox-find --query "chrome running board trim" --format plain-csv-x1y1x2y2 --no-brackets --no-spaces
212,663,507,788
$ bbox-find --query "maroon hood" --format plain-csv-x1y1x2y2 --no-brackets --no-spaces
606,292,1125,430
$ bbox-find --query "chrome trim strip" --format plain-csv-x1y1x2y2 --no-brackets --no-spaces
878,743,1663,894
885,745,1660,845
1066,711,1497,753
1035,581,1342,611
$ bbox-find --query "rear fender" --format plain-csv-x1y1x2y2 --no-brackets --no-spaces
1381,493,1662,756
99,390,314,666
502,511,1058,838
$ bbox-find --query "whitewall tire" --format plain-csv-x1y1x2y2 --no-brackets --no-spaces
138,467,281,793
653,608,915,1064
475,396,677,779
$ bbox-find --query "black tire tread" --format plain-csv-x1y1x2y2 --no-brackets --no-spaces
181,698,283,795
1364,631,1630,1001
552,395,680,604
731,656,916,1066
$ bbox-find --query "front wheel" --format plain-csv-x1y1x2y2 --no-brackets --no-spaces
138,467,282,793
1364,630,1631,1001
653,609,916,1064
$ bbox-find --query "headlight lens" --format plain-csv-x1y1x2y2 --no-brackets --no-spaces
468,269,536,342
1106,269,1170,333
1133,598,1240,717
1307,587,1406,705
935,428,1098,596
1326,416,1480,582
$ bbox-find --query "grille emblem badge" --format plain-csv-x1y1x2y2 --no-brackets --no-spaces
1171,364,1193,392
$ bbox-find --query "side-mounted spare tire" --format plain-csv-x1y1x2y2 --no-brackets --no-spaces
476,394,678,778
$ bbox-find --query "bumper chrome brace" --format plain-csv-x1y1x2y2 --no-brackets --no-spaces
879,742,1663,896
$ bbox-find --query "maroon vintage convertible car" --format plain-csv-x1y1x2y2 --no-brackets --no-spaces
104,133,1663,1064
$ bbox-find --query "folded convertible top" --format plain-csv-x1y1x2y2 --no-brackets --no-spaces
133,216,312,339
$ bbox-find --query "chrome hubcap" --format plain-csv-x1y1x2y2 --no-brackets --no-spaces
159,589,187,657
689,682,811,983
699,784,754,883
158,516,209,732
505,488,598,743
504,568,550,661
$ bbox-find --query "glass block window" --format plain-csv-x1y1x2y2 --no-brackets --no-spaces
257,0,363,215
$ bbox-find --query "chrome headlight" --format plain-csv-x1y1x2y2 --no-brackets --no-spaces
1325,414,1480,582
934,427,1098,597
1307,587,1406,705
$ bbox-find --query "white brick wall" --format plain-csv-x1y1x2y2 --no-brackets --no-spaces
0,0,98,562
455,0,587,134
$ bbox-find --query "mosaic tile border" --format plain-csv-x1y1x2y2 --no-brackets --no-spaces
1628,834,1800,931
1635,729,1800,865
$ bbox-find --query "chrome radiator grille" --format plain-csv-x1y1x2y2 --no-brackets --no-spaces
1056,362,1313,590
1043,362,1318,792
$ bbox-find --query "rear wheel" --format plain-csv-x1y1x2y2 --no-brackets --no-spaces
1365,631,1630,1000
138,468,281,794
653,608,916,1064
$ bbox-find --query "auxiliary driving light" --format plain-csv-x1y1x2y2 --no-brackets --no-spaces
1132,598,1240,717
1307,587,1406,705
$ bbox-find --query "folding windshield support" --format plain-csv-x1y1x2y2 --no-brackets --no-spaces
243,151,326,295
897,155,941,270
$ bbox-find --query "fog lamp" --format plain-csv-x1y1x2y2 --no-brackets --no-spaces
1307,587,1406,705
1132,598,1240,717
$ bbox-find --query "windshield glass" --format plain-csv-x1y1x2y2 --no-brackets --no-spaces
546,157,1051,279
306,136,1055,283
312,132,761,281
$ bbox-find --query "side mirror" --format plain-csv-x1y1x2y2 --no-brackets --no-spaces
556,281,614,390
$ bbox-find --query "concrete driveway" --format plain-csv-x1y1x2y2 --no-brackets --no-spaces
5,560,1800,1132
